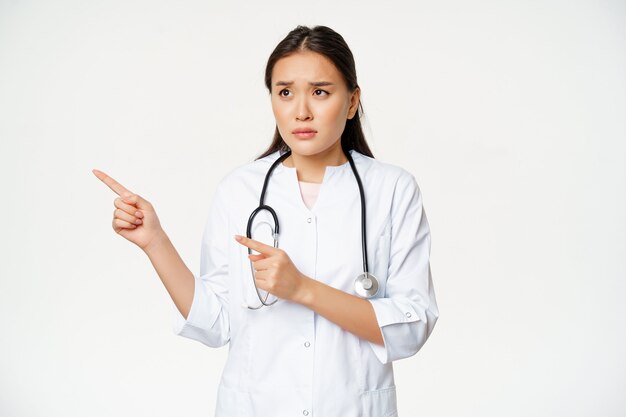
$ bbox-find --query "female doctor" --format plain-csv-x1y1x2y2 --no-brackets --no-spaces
93,25,439,417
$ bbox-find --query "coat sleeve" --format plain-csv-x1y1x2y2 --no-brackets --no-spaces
171,179,230,347
366,171,439,364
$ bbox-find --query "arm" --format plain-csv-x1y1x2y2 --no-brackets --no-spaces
296,278,384,346
170,180,232,347
144,231,195,320
142,212,230,348
93,168,196,321
364,172,439,364
94,166,230,347
298,171,439,364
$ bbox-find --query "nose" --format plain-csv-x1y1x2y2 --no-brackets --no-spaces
295,97,313,121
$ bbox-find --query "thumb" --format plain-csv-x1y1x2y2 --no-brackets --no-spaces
121,192,150,208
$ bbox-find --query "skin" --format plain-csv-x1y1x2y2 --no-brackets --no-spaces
270,49,360,183
92,50,384,347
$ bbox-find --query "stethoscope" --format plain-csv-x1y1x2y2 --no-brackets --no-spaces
244,148,379,310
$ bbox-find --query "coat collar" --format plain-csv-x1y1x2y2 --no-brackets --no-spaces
271,149,360,179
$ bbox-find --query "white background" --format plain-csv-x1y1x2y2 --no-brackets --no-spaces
1,0,624,416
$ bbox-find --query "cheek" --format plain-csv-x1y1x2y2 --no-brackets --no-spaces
271,103,288,124
270,98,280,116
318,100,347,122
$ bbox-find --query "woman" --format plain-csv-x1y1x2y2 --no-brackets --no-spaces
93,25,439,417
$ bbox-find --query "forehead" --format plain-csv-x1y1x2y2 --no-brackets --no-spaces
272,51,343,85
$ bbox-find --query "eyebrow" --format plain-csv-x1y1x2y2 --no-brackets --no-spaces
274,81,335,87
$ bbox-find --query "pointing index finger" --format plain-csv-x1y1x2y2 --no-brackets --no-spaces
92,169,133,197
234,235,277,255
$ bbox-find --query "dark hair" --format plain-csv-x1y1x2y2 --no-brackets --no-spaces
255,25,374,160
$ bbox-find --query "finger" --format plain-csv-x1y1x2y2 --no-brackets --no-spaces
114,197,143,217
92,169,133,198
234,235,277,255
113,218,137,229
248,254,265,262
253,270,268,282
249,256,271,271
252,277,269,295
114,208,143,225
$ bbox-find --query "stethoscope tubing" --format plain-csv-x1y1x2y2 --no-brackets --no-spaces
245,148,377,309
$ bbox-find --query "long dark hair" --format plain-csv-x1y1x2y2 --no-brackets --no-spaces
255,25,374,161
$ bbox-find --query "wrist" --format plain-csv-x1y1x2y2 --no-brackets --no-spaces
143,229,169,256
296,274,316,307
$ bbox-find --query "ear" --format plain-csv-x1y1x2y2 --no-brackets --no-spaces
347,87,361,120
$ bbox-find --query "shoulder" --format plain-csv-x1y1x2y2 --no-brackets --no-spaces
353,150,420,194
212,150,282,197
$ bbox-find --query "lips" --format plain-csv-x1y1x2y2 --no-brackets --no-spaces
292,127,317,139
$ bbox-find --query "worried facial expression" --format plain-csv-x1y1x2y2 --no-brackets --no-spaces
270,50,360,158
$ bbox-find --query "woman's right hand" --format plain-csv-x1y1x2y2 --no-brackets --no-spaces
92,169,164,252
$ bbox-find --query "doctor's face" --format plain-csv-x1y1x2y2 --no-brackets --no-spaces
270,50,360,160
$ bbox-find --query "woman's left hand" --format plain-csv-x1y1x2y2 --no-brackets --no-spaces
234,234,311,304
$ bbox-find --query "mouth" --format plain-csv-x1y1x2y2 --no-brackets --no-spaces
292,129,317,139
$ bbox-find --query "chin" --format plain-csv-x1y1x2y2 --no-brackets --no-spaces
286,139,327,150
286,145,326,157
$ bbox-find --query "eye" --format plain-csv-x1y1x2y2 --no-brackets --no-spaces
314,89,329,96
278,89,291,97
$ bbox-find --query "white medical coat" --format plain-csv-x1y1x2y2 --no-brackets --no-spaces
173,149,439,417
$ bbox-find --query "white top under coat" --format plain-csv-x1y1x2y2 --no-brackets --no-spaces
172,149,439,417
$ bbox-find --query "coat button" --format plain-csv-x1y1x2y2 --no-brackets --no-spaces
304,341,311,347
307,217,312,223
405,312,412,318
303,411,309,416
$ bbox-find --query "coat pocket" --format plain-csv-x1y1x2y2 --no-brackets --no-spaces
360,385,398,417
214,383,253,417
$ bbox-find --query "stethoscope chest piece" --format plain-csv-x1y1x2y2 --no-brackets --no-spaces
354,272,379,298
